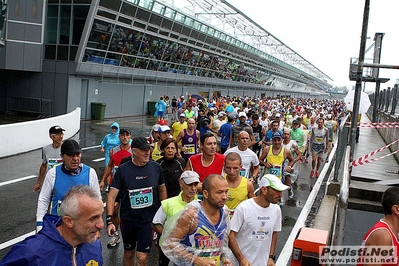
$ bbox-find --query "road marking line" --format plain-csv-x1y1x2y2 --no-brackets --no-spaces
0,202,107,250
0,231,35,250
92,158,105,162
0,175,37,187
1,202,107,250
81,145,101,151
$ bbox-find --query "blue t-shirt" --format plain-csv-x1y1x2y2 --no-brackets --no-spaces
219,123,233,149
264,129,283,143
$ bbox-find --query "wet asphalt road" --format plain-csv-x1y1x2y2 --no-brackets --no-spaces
0,113,317,264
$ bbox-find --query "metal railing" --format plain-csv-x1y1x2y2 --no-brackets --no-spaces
276,133,340,265
6,96,54,117
333,146,351,248
333,115,351,181
276,116,351,265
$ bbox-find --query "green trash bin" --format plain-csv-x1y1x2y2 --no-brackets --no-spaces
91,102,106,120
147,101,157,115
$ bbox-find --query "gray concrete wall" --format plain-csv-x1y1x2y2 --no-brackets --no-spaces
0,0,44,72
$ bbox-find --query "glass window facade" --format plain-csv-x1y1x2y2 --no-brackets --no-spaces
44,1,90,61
77,0,305,88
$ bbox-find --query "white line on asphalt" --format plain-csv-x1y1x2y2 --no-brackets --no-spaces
0,175,37,187
81,145,101,151
92,158,105,162
0,231,35,250
1,202,107,250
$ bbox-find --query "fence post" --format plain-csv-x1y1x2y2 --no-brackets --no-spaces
390,85,398,115
385,87,391,112
380,89,385,110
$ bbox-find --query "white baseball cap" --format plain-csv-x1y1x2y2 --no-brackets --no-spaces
238,112,247,118
258,174,289,191
180,171,200,184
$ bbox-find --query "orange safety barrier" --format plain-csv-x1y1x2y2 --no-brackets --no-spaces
291,227,329,266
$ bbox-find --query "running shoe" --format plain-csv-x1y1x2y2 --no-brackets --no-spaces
107,233,121,247
310,170,314,178
288,189,294,199
315,172,319,178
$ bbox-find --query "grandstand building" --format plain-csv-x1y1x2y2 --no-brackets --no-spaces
0,0,332,118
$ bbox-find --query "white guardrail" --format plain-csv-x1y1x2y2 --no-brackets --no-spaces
276,141,338,265
0,108,81,158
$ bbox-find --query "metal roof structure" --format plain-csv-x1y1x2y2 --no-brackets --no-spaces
164,0,333,84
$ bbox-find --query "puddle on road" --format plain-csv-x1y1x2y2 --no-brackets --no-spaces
282,216,296,227
296,182,311,192
284,198,303,207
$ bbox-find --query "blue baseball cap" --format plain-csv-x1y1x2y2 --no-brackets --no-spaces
272,131,283,139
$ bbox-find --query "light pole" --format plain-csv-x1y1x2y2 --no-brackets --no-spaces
350,0,370,159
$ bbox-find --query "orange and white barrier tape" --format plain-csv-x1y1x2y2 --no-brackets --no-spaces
352,150,399,167
353,122,399,128
352,138,399,167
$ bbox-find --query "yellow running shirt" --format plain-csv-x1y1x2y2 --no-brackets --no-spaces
266,145,285,180
226,177,248,217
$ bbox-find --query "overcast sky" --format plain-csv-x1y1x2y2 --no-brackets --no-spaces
227,0,399,92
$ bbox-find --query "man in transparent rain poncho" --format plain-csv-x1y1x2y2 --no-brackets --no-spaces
161,174,232,266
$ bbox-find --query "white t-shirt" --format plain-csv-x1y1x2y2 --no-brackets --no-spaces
212,119,226,130
283,140,300,179
42,144,62,167
230,198,282,265
224,147,259,178
259,118,270,131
